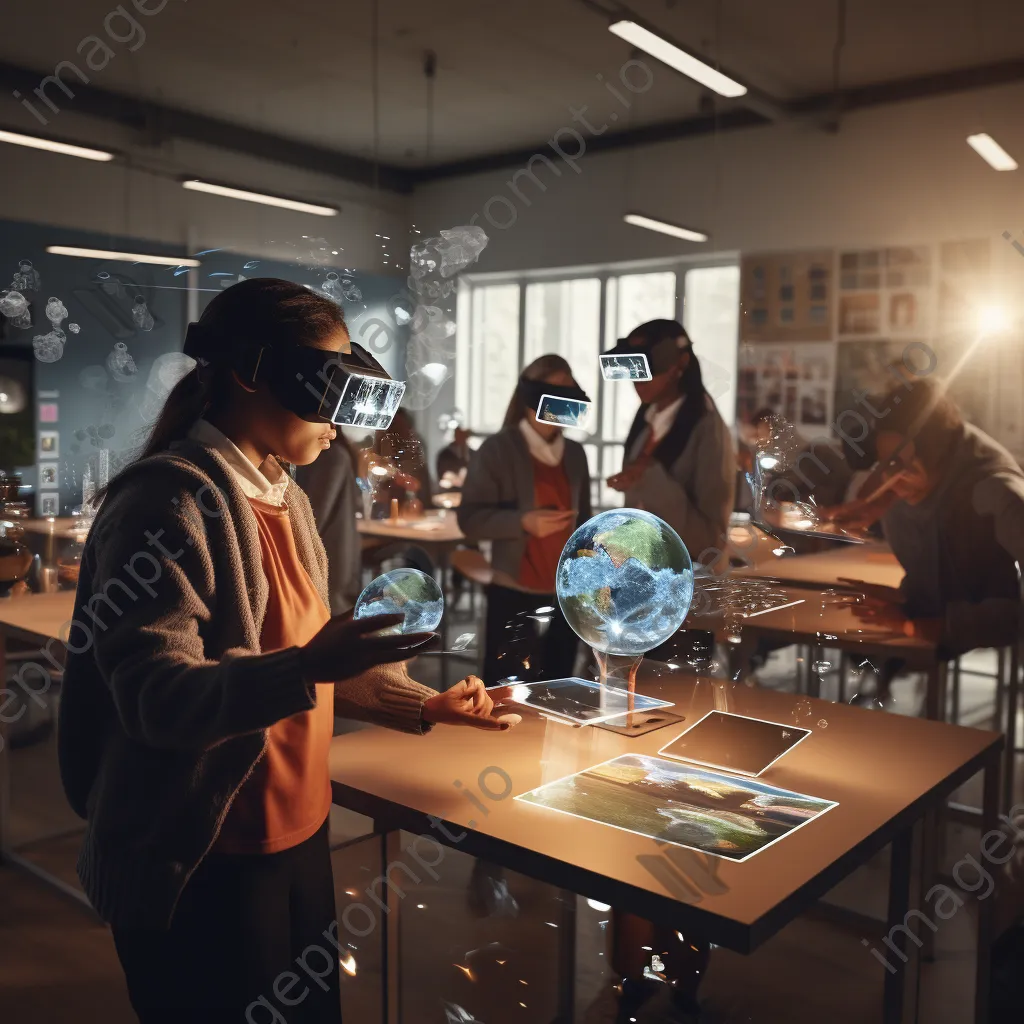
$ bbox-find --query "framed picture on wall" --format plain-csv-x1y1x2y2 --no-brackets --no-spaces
38,493,59,517
38,430,59,460
38,462,58,488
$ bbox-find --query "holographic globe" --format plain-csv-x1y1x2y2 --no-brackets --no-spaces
555,509,693,656
354,568,443,635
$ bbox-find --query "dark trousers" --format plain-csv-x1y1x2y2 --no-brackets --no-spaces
482,583,579,686
112,820,342,1024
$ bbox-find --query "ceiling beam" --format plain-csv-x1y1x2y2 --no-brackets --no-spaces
0,61,415,195
413,55,1024,184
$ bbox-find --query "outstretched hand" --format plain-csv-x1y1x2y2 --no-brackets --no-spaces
422,676,521,730
301,613,434,684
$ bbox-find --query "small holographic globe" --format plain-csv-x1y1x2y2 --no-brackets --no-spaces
354,568,443,635
555,509,694,656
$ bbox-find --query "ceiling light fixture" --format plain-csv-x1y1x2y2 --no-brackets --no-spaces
624,213,708,243
46,246,201,267
966,133,1018,171
0,128,114,162
609,20,747,98
182,179,339,216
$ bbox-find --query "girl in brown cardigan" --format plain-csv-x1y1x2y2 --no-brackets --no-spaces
59,279,512,1022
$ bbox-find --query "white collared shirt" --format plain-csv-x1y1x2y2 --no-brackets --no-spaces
189,419,290,506
644,395,684,445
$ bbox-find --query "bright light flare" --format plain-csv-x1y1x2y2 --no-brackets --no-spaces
966,133,1018,171
978,304,1012,334
339,952,357,976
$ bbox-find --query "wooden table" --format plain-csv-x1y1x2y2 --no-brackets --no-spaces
329,669,1001,1024
0,591,86,905
736,542,905,595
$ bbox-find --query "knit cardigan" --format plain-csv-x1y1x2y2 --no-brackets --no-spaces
57,439,437,929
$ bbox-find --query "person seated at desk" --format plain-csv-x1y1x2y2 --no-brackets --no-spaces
363,409,433,518
833,376,1024,656
458,353,592,684
436,425,472,490
605,319,735,569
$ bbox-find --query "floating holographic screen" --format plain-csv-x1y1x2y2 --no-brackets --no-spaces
536,393,591,429
517,752,837,862
600,352,652,382
494,678,673,726
330,372,406,429
657,711,812,778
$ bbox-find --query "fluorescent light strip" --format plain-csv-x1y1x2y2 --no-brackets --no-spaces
966,133,1018,171
46,246,201,268
624,213,708,243
0,128,114,162
182,179,338,216
609,20,747,98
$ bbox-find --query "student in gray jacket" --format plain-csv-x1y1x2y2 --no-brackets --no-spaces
606,319,736,568
58,279,514,1023
458,354,593,684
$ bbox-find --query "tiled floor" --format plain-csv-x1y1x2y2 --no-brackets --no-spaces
2,592,1022,1023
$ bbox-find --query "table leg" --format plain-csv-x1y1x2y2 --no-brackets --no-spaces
554,891,577,1024
883,825,918,1024
975,749,999,1024
924,661,947,722
1002,641,1020,811
377,829,402,1024
0,629,9,856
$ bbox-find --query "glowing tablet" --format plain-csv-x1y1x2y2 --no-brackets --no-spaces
535,394,591,430
495,677,674,725
600,352,652,381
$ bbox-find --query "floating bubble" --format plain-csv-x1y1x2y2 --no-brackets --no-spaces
68,322,80,333
437,408,465,433
354,569,443,635
97,424,116,440
437,225,489,278
321,271,345,302
793,697,813,719
33,331,65,363
132,295,154,331
340,278,362,302
451,632,476,651
9,308,32,330
817,718,828,728
45,296,68,324
0,290,28,318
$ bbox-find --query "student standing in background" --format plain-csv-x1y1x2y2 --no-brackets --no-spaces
458,354,592,684
606,319,735,568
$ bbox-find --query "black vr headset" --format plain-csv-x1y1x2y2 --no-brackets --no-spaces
517,378,590,411
183,322,406,431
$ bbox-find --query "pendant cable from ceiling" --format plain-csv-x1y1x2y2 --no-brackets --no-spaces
424,50,437,165
371,0,380,190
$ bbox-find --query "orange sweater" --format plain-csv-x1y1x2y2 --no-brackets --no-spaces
216,498,334,855
518,459,573,592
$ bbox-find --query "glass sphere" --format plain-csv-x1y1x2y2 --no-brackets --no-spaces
354,568,443,635
555,508,694,656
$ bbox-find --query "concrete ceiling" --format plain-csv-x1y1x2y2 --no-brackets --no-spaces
2,0,1023,181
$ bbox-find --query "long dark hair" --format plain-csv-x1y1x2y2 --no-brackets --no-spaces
502,353,575,428
140,278,346,460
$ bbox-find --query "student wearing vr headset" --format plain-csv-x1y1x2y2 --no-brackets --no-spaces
458,354,593,684
605,319,735,568
58,278,515,1023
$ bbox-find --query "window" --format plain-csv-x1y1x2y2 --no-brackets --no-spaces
683,265,740,426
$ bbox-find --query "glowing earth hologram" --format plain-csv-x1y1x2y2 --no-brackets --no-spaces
354,568,444,636
555,508,694,657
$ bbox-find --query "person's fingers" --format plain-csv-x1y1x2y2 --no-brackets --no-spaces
347,613,405,635
461,713,513,731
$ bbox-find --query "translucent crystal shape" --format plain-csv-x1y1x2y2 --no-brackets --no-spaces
0,290,27,318
68,322,80,333
33,332,65,363
321,271,345,302
15,259,41,291
436,225,489,277
556,508,694,656
45,296,68,324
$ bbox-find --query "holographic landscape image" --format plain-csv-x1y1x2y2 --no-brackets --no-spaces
332,372,406,429
536,393,591,428
517,753,836,861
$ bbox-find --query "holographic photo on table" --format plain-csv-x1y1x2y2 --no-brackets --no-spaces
517,753,837,862
600,352,652,381
536,393,591,429
496,678,674,726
